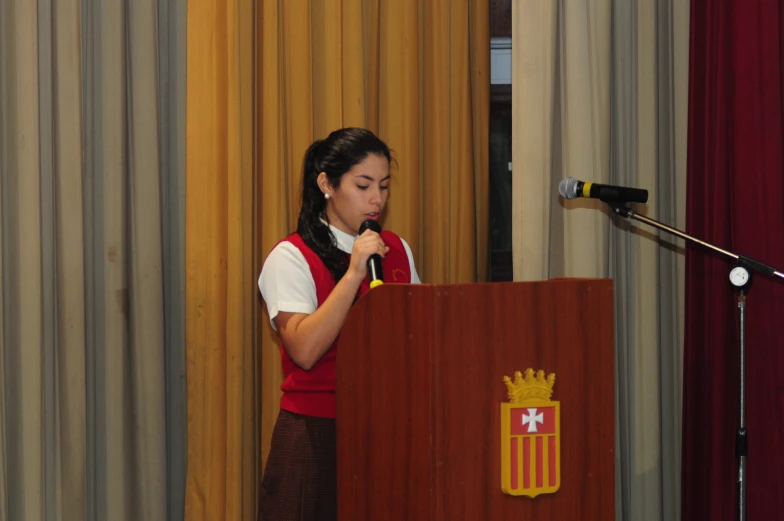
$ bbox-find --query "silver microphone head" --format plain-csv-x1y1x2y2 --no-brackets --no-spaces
558,177,580,199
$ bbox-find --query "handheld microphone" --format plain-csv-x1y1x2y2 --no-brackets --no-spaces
358,219,384,289
558,177,648,204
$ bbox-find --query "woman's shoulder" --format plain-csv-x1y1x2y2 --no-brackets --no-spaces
380,231,420,283
380,229,404,245
381,230,415,253
264,232,310,256
263,237,308,271
263,233,332,280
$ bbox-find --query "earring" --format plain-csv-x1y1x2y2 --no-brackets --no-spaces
324,193,330,200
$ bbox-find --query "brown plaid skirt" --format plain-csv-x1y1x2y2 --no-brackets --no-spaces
258,409,337,521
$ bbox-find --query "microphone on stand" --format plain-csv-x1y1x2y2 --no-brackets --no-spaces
558,177,648,204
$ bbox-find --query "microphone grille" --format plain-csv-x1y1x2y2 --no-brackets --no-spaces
558,177,580,199
359,219,382,234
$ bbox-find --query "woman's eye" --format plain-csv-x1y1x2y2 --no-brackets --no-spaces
381,185,389,191
357,185,369,190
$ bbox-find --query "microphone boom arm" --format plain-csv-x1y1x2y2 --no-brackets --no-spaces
607,203,784,280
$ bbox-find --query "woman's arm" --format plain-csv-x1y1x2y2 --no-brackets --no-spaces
275,229,388,370
273,270,362,370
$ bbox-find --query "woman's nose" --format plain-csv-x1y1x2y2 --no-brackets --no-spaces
369,187,382,206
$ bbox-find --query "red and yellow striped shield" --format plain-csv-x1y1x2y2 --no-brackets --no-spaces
501,369,561,498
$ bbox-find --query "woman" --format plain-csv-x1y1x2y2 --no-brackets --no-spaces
257,127,421,521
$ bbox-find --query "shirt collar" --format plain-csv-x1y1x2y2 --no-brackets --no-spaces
321,218,356,254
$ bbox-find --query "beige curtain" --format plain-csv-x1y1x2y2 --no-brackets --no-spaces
256,0,489,502
512,1,689,520
0,1,187,520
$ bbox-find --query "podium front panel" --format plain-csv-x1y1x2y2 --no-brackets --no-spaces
337,279,614,521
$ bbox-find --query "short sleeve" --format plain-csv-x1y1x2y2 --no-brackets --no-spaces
401,238,422,284
258,242,318,330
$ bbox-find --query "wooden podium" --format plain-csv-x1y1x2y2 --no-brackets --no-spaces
336,279,615,521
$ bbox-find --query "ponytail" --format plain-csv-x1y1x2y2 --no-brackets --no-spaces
296,141,349,282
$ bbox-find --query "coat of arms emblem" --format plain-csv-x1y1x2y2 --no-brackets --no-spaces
501,368,561,497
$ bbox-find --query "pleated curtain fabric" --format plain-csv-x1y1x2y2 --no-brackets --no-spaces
185,0,489,519
184,1,257,520
683,1,784,519
0,1,187,521
511,2,690,520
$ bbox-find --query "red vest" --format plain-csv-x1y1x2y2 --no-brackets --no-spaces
278,230,412,418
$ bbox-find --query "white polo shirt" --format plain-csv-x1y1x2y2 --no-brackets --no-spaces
258,223,421,330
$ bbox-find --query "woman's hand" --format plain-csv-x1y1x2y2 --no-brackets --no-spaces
348,229,389,279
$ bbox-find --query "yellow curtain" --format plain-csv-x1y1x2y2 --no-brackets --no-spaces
185,0,488,519
257,0,489,470
185,0,256,520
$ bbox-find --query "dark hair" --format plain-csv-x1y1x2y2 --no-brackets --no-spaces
297,127,392,282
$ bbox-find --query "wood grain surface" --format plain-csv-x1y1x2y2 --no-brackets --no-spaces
337,279,615,521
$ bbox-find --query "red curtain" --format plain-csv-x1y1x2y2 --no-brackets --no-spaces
683,1,784,520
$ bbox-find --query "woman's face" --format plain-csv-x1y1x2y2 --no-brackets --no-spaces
320,153,390,236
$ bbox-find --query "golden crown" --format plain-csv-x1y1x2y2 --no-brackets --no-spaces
503,368,556,404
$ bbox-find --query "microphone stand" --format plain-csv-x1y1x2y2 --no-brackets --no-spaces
605,201,784,521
